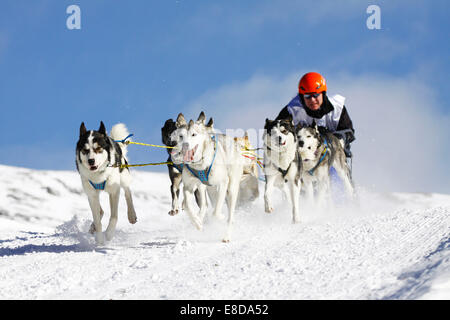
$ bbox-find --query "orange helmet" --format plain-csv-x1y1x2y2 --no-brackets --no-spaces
298,72,327,95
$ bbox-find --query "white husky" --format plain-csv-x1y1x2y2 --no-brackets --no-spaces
171,112,245,242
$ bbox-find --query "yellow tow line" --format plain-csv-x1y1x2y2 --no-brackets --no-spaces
114,134,265,169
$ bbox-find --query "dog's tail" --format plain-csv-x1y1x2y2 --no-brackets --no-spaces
110,123,130,158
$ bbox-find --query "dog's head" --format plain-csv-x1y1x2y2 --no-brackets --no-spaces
161,118,178,147
172,111,214,164
76,121,111,172
264,116,296,152
168,113,189,164
296,121,323,162
234,131,252,151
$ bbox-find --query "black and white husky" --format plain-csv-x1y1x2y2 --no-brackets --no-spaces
76,121,137,245
296,122,354,208
263,117,302,223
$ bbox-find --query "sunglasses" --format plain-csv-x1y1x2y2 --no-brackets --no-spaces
303,93,321,99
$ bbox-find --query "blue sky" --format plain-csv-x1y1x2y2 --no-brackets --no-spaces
0,0,449,192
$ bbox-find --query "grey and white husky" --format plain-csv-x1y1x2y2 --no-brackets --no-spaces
171,112,245,242
296,122,354,208
263,117,302,223
76,121,137,245
162,113,203,216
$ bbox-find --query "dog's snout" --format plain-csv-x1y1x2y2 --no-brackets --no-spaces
298,140,304,148
278,136,283,143
182,142,189,151
88,159,95,166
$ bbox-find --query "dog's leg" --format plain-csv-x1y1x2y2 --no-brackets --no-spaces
223,177,240,243
87,193,105,245
207,186,218,209
264,173,276,213
105,189,120,241
335,166,355,198
123,187,137,224
89,206,104,234
303,178,315,207
197,184,208,223
316,175,331,211
183,185,203,230
288,180,301,224
169,173,182,216
213,180,228,220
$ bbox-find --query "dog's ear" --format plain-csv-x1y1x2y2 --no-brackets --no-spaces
197,111,206,124
98,121,106,135
79,122,87,137
162,119,174,131
287,114,294,126
264,118,272,130
188,119,195,130
176,113,187,127
206,117,214,129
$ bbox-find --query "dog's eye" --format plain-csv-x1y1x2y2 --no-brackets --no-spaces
82,149,89,155
95,147,103,153
192,133,197,137
308,146,311,150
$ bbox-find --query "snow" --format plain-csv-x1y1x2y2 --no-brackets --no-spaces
0,164,449,300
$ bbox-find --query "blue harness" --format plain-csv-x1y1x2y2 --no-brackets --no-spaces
185,136,218,185
308,138,329,176
172,163,184,172
89,180,107,190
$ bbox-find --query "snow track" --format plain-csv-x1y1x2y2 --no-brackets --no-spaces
0,164,449,299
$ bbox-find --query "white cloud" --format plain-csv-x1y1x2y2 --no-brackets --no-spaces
187,71,450,194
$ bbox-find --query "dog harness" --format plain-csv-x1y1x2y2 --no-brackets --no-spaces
89,180,107,190
265,145,301,180
185,136,217,185
172,163,184,172
308,138,329,176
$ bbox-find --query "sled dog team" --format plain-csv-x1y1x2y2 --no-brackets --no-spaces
76,113,354,245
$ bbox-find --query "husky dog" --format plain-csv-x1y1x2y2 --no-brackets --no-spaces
263,117,302,223
76,121,137,245
175,112,245,242
296,122,354,207
162,113,202,216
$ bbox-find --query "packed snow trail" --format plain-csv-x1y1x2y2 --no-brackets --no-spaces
0,164,449,299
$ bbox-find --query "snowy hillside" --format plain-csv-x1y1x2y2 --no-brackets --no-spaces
0,164,449,300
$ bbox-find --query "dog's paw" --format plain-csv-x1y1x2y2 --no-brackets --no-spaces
128,214,137,224
191,217,203,231
168,209,179,216
89,223,96,234
194,221,203,231
128,209,137,224
95,232,105,246
265,206,274,214
105,230,115,241
292,217,301,224
222,238,230,243
213,212,226,221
